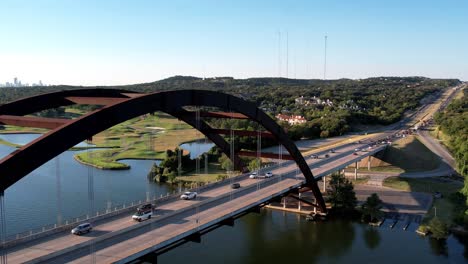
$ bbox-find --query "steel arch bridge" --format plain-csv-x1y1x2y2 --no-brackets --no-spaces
0,89,326,212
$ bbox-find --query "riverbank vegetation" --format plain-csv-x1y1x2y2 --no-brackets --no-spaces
147,147,228,186
361,193,384,223
433,89,467,203
327,173,357,214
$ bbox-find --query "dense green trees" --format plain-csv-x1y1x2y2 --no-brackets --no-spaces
434,92,467,178
429,217,449,240
434,90,468,229
147,148,203,183
327,173,357,210
361,193,384,223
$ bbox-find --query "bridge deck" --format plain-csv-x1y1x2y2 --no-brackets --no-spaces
3,139,388,263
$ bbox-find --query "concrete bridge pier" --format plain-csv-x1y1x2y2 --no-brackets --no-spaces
354,162,358,180
298,193,302,211
322,176,327,192
368,156,372,171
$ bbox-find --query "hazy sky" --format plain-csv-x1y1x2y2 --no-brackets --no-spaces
0,0,467,85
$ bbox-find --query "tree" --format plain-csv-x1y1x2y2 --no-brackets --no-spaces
429,217,449,240
218,154,233,171
327,173,357,210
248,158,261,172
361,193,384,222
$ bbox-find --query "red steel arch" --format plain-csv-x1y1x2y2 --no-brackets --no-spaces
0,89,326,212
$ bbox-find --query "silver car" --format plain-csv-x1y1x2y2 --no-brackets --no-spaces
71,223,92,235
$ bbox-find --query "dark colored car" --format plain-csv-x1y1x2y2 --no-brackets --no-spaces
231,183,241,189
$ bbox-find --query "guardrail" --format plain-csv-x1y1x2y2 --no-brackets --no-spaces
0,161,284,249
21,172,303,263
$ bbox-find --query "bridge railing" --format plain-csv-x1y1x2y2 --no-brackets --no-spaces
1,164,286,248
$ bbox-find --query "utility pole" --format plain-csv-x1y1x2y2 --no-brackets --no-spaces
278,31,282,77
323,35,328,80
286,31,289,79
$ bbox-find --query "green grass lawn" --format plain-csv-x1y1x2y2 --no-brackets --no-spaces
379,136,441,172
0,125,46,134
0,112,205,169
350,175,370,185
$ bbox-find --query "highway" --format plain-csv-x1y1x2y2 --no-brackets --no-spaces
3,138,388,263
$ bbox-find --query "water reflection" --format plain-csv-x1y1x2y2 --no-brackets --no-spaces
363,227,381,249
159,210,468,264
429,238,449,257
179,140,215,159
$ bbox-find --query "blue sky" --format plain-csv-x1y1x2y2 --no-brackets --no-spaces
0,0,467,85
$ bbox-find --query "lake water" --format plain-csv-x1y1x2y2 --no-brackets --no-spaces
159,210,468,264
180,140,215,159
0,134,171,236
0,133,467,263
0,133,95,147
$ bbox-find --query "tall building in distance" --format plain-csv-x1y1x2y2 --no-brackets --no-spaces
0,77,47,87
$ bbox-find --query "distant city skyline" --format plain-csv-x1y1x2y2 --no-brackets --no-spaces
0,77,45,87
1,0,467,86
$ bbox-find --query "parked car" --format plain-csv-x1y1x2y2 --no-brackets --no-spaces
137,203,153,212
180,191,197,200
231,183,241,189
71,223,92,235
132,210,153,222
249,172,258,179
265,172,273,178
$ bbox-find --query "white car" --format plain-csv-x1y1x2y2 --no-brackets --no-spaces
180,191,197,200
265,172,273,178
132,210,153,222
249,172,258,179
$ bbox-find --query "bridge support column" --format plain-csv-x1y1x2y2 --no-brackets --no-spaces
357,160,360,169
354,162,358,180
298,193,302,211
368,156,372,171
322,176,326,192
